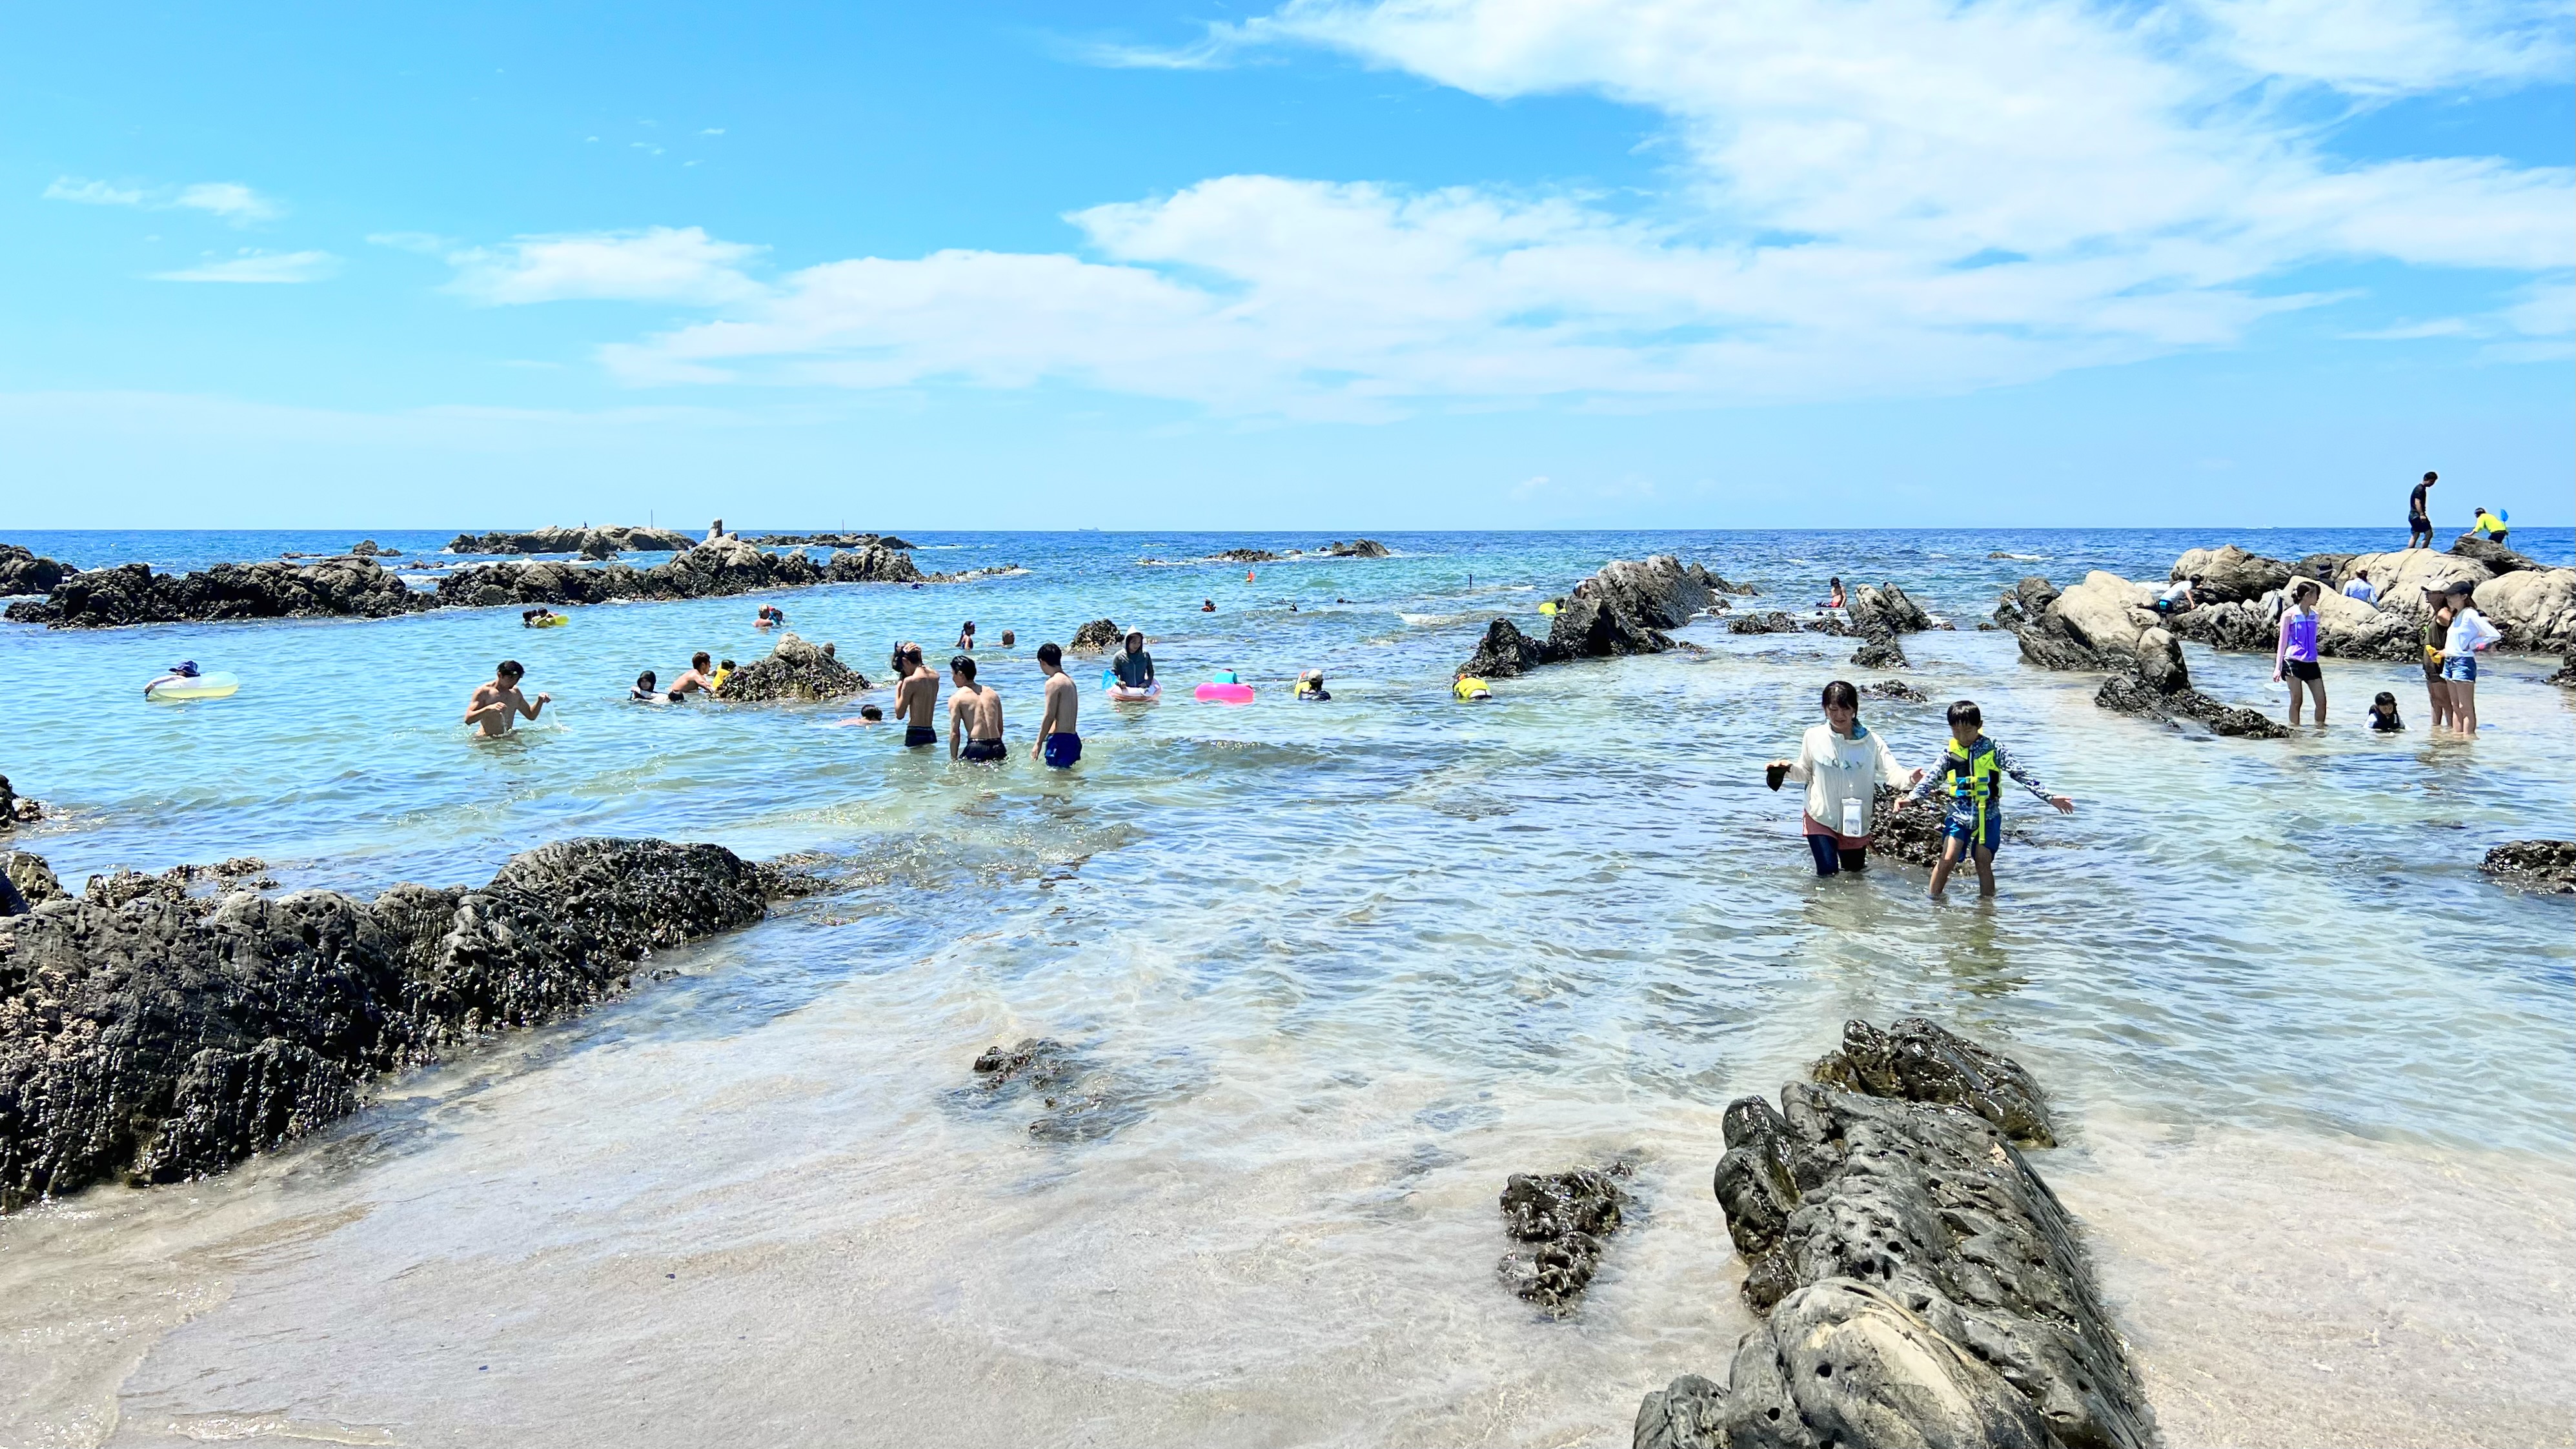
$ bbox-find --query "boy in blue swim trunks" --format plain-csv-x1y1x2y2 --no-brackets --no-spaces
1902,700,2073,898
1031,641,1082,767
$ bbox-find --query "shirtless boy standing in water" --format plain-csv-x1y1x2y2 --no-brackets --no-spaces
947,654,1006,762
893,643,940,747
1032,642,1080,767
464,660,549,738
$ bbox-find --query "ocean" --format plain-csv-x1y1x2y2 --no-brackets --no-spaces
3,526,2571,1447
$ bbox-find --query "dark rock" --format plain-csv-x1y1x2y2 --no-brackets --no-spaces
431,538,829,613
1069,619,1124,654
0,838,789,1210
1801,616,1853,636
1729,613,1801,635
962,1037,1151,1142
2093,662,2289,741
1847,583,1932,636
715,633,869,703
6,555,430,629
1458,555,1721,679
0,545,76,596
823,544,924,584
348,540,387,556
4,852,65,915
876,536,917,552
1208,548,1280,563
1321,538,1391,558
2171,543,2291,603
1991,576,2059,631
447,525,697,556
1858,680,1925,702
2293,552,2356,585
1849,630,1909,670
1463,618,1550,678
2480,840,2576,895
1661,1024,2151,1449
1496,1162,1632,1317
2552,656,2576,689
1866,785,1945,868
2450,535,2539,574
1810,1017,2055,1147
748,532,893,549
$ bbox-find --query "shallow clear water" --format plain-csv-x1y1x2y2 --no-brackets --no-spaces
3,528,2571,1447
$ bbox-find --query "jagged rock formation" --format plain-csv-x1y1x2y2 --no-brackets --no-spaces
2450,534,2538,574
447,525,698,556
1069,618,1124,653
2169,543,2289,603
747,531,913,550
0,838,811,1210
1845,583,1931,669
2013,573,2160,671
1866,785,1947,867
2164,586,2417,662
715,633,869,703
824,544,924,583
2472,567,2576,653
962,1037,1153,1142
1209,548,1281,563
2552,655,2576,688
1991,576,2059,631
1860,679,1926,702
438,536,830,608
1461,556,1722,679
2480,840,2576,895
1321,538,1391,558
2094,673,2289,739
1729,612,1802,634
1637,1020,2150,1449
1496,1162,1632,1317
5,555,430,627
0,544,76,596
0,775,41,833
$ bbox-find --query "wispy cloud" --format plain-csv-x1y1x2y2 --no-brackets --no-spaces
154,250,342,283
1051,26,1252,70
446,227,769,305
367,230,456,254
45,175,283,225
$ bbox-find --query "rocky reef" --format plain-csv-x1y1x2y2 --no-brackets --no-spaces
447,525,699,556
0,775,44,834
1845,583,1932,669
1729,612,1802,635
1321,538,1392,558
0,838,807,1211
2156,543,2576,656
1497,1161,1634,1317
822,543,926,584
1461,556,1724,678
962,1037,1153,1142
6,554,430,627
2480,840,2576,895
715,633,870,703
0,543,74,596
1069,618,1125,653
2008,574,2290,738
1636,1019,2151,1449
747,531,915,551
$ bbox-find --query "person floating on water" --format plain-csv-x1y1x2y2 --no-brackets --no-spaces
1000,629,1016,649
755,604,786,629
2273,580,2326,726
1201,598,1217,613
521,606,559,627
1294,669,1330,701
2407,472,2437,549
1452,668,1491,701
2440,579,2500,735
2471,505,2508,545
1898,699,2073,898
1765,680,1922,878
1820,576,1847,610
894,643,940,747
1033,642,1081,768
955,620,976,650
2369,692,2404,732
1111,631,1155,691
629,670,660,702
465,660,549,738
947,654,1006,762
143,660,203,697
669,651,719,700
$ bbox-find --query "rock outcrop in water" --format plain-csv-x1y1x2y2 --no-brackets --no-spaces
1636,1019,2151,1449
2153,543,2575,657
2013,573,2163,672
0,776,43,833
1729,611,1801,635
1497,1161,1633,1317
715,633,869,702
0,838,808,1211
447,525,698,556
1461,556,1722,679
1991,576,2059,631
2480,840,2576,895
962,1037,1153,1142
1846,583,1931,669
5,554,430,627
436,536,830,608
1069,618,1124,653
1322,538,1391,558
822,543,925,584
747,531,913,551
0,544,74,597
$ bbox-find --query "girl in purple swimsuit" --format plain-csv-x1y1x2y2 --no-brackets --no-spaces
2274,580,2327,726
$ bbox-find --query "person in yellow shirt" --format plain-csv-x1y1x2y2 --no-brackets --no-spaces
2471,506,2508,545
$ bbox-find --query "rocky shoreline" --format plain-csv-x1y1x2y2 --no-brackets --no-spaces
0,837,815,1211
1638,1018,2151,1449
0,535,1004,630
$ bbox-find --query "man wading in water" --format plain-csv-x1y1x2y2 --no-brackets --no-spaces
1032,642,1082,767
948,654,1006,762
463,660,549,738
893,643,940,747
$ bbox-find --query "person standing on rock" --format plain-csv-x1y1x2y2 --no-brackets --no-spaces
2273,580,2328,726
2407,472,2437,549
1765,680,1923,878
1032,642,1081,768
893,643,940,747
2440,580,2502,735
463,660,549,738
947,654,1006,762
1900,700,2073,898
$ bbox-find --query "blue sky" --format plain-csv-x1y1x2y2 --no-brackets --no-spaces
5,0,2569,529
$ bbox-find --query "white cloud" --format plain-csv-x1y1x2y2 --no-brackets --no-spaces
44,175,281,224
367,230,456,254
445,227,769,305
530,0,2575,413
153,250,342,284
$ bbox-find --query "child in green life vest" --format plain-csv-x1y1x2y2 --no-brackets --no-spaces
1900,700,2074,898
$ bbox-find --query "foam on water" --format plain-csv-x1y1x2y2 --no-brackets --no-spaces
2,527,2571,1446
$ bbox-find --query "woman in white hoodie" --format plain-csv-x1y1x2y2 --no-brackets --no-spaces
1766,680,1925,876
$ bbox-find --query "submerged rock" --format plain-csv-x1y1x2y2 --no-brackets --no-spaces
962,1037,1153,1142
1496,1161,1633,1317
1859,679,1925,702
0,838,789,1211
0,543,74,596
1646,1021,2151,1449
1459,555,1723,679
2480,840,2576,895
715,633,870,703
1208,547,1281,563
1729,612,1802,634
1068,618,1124,653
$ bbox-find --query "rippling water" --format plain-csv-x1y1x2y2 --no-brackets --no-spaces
3,528,2571,1448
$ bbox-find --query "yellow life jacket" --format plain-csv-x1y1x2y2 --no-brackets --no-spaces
1935,736,2003,834
1454,676,1490,700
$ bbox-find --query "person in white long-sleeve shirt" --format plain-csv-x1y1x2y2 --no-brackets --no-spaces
2439,580,2502,733
1765,680,1924,877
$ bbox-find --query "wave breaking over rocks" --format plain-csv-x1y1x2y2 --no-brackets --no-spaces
1636,1018,2151,1449
0,838,813,1211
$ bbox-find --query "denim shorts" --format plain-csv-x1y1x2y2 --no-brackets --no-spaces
2440,654,2477,684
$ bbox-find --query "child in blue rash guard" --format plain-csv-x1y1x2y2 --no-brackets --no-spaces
1903,700,2074,898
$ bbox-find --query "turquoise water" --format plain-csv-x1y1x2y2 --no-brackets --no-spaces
3,527,2571,1446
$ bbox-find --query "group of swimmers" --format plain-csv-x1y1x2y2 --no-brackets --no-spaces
878,638,1081,765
